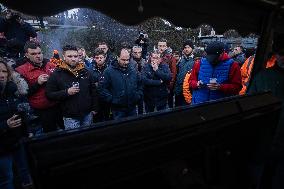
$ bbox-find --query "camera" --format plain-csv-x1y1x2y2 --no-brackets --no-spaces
16,103,39,136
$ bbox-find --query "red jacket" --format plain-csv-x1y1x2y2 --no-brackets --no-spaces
161,53,177,90
15,60,56,109
189,53,242,95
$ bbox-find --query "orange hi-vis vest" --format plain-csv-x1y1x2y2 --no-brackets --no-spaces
239,54,277,95
240,56,255,95
266,55,277,68
183,71,192,104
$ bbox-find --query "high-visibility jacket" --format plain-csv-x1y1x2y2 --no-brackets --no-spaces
240,54,277,95
266,55,277,68
239,56,255,95
182,71,192,104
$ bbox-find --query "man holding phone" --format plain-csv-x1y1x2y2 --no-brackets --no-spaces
46,45,99,130
189,41,242,104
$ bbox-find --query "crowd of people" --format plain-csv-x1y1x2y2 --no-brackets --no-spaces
1,8,284,189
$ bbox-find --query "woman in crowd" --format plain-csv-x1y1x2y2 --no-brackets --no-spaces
0,58,33,189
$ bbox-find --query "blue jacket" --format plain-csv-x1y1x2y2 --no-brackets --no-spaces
142,63,171,103
192,58,234,104
98,60,143,110
88,62,108,83
174,55,194,95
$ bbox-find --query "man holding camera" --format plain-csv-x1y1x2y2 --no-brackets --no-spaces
135,31,149,59
0,9,37,58
189,41,242,105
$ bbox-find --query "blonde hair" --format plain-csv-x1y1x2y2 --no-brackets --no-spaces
0,57,12,81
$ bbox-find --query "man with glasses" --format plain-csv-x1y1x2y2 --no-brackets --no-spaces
98,48,143,120
46,45,99,129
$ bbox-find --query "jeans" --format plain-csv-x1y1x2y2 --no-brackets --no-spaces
0,142,32,189
63,112,93,130
112,108,136,120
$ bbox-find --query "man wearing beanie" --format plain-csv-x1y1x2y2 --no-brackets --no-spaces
174,40,195,107
189,41,242,104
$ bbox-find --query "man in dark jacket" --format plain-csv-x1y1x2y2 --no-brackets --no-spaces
98,48,143,120
129,46,146,114
15,41,63,133
189,41,242,105
157,38,177,108
97,41,115,66
0,59,32,189
249,34,284,189
174,40,195,107
89,48,110,122
142,50,171,113
0,9,37,58
46,45,99,130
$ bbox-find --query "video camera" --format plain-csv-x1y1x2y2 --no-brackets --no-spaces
5,9,22,22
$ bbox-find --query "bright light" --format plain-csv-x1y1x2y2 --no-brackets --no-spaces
67,8,79,18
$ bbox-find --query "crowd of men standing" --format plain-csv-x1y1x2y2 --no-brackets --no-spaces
5,8,284,189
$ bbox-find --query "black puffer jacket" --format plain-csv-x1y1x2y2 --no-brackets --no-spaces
45,67,99,118
0,81,24,155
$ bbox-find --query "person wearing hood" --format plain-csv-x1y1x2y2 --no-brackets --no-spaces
45,45,99,130
98,48,143,120
15,41,63,133
174,40,195,107
49,49,62,67
189,41,242,105
0,58,33,189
